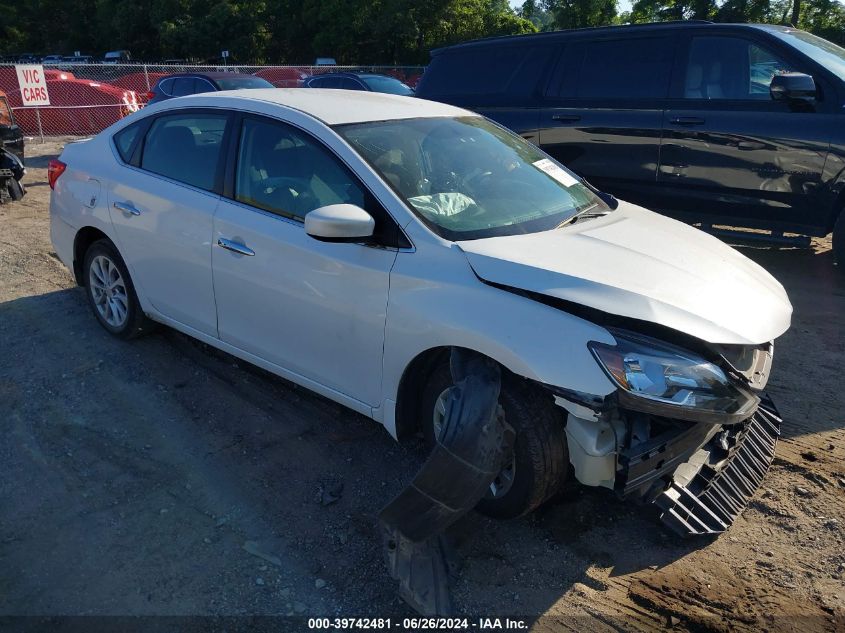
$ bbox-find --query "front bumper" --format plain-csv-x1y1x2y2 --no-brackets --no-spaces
655,396,781,536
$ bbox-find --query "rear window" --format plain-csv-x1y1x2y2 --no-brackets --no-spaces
419,44,553,103
549,36,673,100
0,97,13,127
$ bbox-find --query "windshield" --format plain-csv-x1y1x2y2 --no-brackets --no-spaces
361,76,414,95
216,76,274,90
770,28,845,81
337,116,604,240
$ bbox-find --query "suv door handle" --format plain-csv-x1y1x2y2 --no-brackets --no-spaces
551,113,581,122
113,201,141,216
217,237,255,257
669,116,705,126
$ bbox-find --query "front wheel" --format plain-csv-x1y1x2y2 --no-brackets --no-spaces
83,239,151,339
420,361,570,519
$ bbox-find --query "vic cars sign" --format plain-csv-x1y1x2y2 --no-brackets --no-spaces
15,65,51,106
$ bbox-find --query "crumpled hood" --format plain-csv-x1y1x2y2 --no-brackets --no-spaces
457,202,792,345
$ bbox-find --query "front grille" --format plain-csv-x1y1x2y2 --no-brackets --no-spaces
655,396,781,536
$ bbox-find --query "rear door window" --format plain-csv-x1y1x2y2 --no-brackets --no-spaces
113,121,143,162
140,113,228,191
553,36,674,100
171,78,198,97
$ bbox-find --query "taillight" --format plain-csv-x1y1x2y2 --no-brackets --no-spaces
48,159,67,190
144,91,155,100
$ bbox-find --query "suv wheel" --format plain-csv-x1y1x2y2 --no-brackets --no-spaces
83,239,151,339
419,360,570,519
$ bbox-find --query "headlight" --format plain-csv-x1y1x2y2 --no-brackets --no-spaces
589,330,759,424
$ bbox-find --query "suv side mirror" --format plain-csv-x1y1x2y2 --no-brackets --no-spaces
305,204,375,242
770,73,816,102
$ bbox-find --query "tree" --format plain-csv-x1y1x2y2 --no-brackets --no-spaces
548,0,618,28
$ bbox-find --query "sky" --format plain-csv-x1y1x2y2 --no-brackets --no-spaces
508,0,634,15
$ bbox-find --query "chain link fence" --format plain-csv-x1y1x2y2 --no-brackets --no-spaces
0,63,425,139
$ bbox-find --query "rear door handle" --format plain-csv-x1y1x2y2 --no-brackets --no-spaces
551,114,581,122
113,201,141,216
669,116,705,126
217,237,255,257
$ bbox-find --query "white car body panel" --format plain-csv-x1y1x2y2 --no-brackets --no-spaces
48,90,793,451
107,169,220,337
458,201,792,346
212,198,397,406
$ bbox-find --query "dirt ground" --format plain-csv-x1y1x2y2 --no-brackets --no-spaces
1,140,843,631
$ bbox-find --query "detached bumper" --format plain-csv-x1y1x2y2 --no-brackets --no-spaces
655,396,781,536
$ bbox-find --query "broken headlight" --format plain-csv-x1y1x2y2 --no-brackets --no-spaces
589,330,759,425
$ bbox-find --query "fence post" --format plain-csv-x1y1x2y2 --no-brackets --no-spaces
35,108,44,143
143,64,150,91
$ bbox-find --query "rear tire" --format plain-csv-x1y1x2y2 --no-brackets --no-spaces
7,178,24,201
419,360,570,519
82,239,151,339
834,211,845,268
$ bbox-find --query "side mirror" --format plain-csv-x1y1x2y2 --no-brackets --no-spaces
770,72,816,102
304,204,375,242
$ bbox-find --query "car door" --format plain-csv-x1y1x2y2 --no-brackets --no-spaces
539,33,675,207
107,109,229,336
211,115,399,407
657,31,831,231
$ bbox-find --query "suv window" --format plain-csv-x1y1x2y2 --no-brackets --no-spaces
555,37,673,100
140,113,227,190
235,118,366,221
684,36,795,100
422,45,552,99
0,96,13,126
114,121,142,162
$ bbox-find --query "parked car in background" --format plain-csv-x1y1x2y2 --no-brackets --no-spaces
64,55,95,64
15,54,41,63
145,72,274,104
253,67,309,88
103,50,132,64
41,54,65,65
304,72,414,95
417,22,845,265
49,89,790,531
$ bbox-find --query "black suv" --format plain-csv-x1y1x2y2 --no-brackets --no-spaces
416,22,845,262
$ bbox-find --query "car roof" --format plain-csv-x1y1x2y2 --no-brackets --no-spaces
310,72,396,80
432,21,780,54
176,88,472,125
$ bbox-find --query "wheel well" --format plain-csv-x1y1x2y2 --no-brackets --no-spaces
394,347,451,442
72,227,109,286
393,346,540,442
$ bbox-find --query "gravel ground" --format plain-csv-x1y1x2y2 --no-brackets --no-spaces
0,140,843,631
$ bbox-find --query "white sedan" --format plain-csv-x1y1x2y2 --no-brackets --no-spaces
49,89,792,528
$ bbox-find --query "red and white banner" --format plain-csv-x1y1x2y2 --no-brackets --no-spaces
15,65,51,106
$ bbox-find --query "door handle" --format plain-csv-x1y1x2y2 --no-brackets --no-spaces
113,201,141,216
551,113,581,122
738,140,766,151
669,116,705,126
217,237,255,257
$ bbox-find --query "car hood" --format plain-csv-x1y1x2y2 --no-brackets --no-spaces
457,202,792,345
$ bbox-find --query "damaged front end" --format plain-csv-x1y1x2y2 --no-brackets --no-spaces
551,329,781,537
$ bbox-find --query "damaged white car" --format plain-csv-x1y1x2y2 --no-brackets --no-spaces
49,90,792,536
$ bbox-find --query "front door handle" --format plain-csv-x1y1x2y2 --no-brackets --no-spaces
669,116,705,126
217,237,255,257
551,113,581,122
113,201,141,216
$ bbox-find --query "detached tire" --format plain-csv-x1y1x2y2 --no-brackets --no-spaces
83,239,151,339
420,360,570,519
834,211,845,268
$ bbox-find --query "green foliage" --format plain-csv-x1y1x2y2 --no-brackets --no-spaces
0,0,535,64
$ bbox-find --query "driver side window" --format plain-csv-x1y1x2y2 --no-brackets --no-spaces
234,118,366,221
